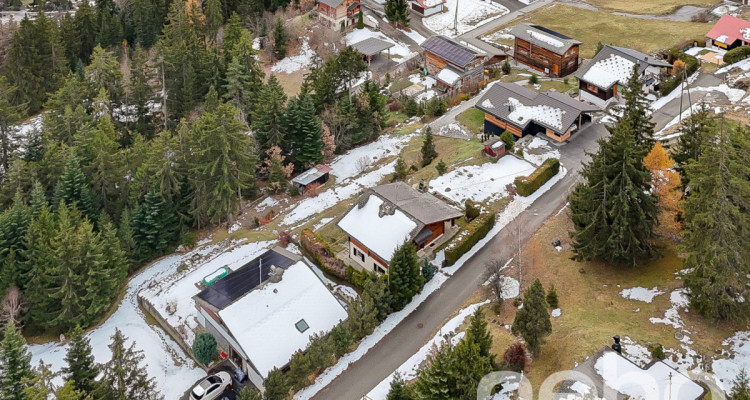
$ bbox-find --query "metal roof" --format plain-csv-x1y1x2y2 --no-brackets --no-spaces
291,164,332,186
476,82,599,134
371,182,463,225
350,37,395,56
318,0,346,8
196,248,298,310
510,23,581,56
421,35,483,68
574,45,671,90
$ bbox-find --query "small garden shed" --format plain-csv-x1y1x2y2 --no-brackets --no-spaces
291,164,332,193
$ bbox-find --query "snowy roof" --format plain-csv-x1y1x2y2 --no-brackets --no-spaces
350,37,395,56
413,0,445,9
337,182,462,262
436,66,462,86
510,23,581,56
421,35,484,68
338,194,417,262
555,347,706,400
476,82,599,134
575,45,672,90
706,14,750,46
218,261,347,378
291,164,332,186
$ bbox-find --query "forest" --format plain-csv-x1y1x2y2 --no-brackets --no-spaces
0,0,386,336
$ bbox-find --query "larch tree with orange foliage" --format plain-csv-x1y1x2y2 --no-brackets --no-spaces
643,142,683,239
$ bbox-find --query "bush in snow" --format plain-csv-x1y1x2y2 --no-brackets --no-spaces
192,333,217,365
651,344,664,360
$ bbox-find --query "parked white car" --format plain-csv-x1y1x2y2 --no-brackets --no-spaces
189,371,232,400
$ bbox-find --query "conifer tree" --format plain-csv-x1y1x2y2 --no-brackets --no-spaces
237,387,262,400
385,0,410,28
75,115,124,217
420,126,437,167
28,181,47,219
546,284,559,308
272,17,287,60
511,279,551,356
0,76,26,177
62,325,99,396
0,321,34,400
53,154,99,221
0,192,31,288
23,361,57,400
130,191,178,262
730,370,750,400
393,157,408,180
192,333,217,365
223,28,265,124
673,103,713,181
252,75,287,156
55,381,87,400
388,241,424,311
128,0,164,48
203,0,223,43
614,66,655,147
357,9,364,29
96,329,157,400
347,292,379,339
264,368,289,400
329,322,353,357
286,94,324,170
127,45,156,137
363,273,391,321
387,372,413,400
682,126,750,321
414,343,454,400
568,119,658,266
85,46,124,104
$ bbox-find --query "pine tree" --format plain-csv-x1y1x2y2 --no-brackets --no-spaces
511,279,551,356
85,46,124,104
53,154,99,221
28,181,47,219
130,190,178,262
74,115,124,218
264,368,289,400
466,309,493,359
613,66,655,147
414,344,455,400
62,325,99,396
192,333,216,365
388,241,425,311
673,103,713,181
393,157,408,180
253,75,287,156
96,329,157,400
363,273,391,321
127,45,156,138
287,95,324,170
0,76,26,177
0,192,31,289
73,0,98,64
272,17,287,60
568,119,658,266
730,370,750,400
347,292,379,340
237,387,262,400
387,372,413,400
0,321,34,400
23,361,57,400
329,322,354,357
682,126,750,321
546,284,559,308
420,126,437,167
203,0,223,43
357,9,364,29
87,219,128,317
128,0,164,48
55,381,87,400
385,0,410,28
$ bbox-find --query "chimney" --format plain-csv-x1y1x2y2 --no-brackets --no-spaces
418,179,428,192
611,335,622,354
268,265,284,283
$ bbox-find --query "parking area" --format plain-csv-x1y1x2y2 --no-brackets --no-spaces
180,361,257,400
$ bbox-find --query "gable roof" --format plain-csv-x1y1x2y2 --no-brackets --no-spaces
476,82,598,133
421,35,484,68
706,14,750,46
218,260,347,378
196,247,298,310
337,182,462,262
575,45,672,90
291,164,332,186
318,0,346,8
510,23,581,56
413,0,446,8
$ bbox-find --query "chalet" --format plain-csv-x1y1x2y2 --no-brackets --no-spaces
575,45,672,107
317,0,360,31
476,82,599,143
421,35,487,94
554,346,707,399
193,247,347,390
706,14,750,50
291,164,331,193
337,182,462,273
410,0,446,17
510,23,581,77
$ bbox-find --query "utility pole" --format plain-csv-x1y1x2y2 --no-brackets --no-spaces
454,0,459,36
678,67,693,124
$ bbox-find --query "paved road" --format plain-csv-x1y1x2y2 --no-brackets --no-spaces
651,73,724,132
312,123,608,400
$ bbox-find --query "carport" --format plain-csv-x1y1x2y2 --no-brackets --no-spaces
350,37,395,66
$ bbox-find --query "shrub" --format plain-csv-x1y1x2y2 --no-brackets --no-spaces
290,185,301,197
421,260,435,282
563,77,569,85
192,333,217,365
503,342,528,372
425,97,446,117
279,230,292,247
444,212,496,266
724,46,750,65
529,74,538,85
514,158,560,197
436,159,447,175
346,265,369,289
547,284,559,308
410,164,418,172
465,200,480,220
651,344,665,360
404,98,418,117
300,229,347,278
502,60,511,75
499,130,514,151
394,157,408,180
181,231,197,248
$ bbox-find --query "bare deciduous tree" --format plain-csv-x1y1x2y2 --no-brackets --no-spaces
0,286,28,328
485,259,509,305
355,156,371,175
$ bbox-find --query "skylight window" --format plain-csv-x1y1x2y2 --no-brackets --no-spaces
295,319,309,333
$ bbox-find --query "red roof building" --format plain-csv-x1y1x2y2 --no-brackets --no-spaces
410,0,446,17
706,14,750,50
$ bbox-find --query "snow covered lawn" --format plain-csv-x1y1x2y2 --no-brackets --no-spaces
619,287,664,303
271,38,316,74
519,137,560,166
423,0,509,37
346,28,416,61
430,156,536,204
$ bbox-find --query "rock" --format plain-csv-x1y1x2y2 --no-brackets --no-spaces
551,238,561,247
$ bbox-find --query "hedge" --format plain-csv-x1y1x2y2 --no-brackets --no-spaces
660,49,699,96
724,46,750,65
299,229,347,279
514,158,560,197
444,212,496,266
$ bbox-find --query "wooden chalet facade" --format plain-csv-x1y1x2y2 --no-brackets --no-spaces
510,23,581,78
421,35,487,94
317,0,360,31
706,14,750,50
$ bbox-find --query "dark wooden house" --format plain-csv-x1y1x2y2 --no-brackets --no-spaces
317,0,360,31
510,23,581,78
421,36,487,94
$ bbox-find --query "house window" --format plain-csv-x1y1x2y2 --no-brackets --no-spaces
374,264,385,274
295,319,310,333
586,83,598,93
353,247,365,262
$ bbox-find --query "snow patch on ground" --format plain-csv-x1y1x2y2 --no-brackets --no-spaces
313,217,334,231
400,28,426,45
521,137,560,166
551,308,561,317
619,287,665,303
271,38,316,74
649,289,689,329
365,300,490,399
430,156,536,204
423,0,509,37
329,134,412,181
713,331,750,393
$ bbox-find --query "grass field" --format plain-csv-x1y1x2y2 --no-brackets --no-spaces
492,4,712,59
456,107,486,133
477,211,741,393
584,0,720,15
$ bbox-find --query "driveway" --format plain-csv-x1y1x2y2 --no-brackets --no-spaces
651,72,724,132
311,122,608,399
